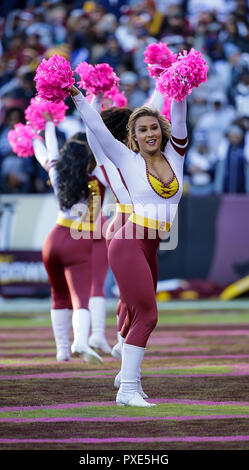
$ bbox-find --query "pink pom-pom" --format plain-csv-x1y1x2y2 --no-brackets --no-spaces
34,55,75,103
76,62,119,95
92,63,119,94
75,61,95,90
144,42,177,78
104,86,127,108
157,48,209,102
8,123,42,158
25,98,68,131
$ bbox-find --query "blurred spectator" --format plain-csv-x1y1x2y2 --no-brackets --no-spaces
233,115,249,134
97,0,127,19
84,3,112,62
140,0,165,37
119,70,148,108
151,1,184,15
98,34,125,72
114,7,141,53
193,10,220,52
83,1,106,27
25,33,47,59
0,56,14,90
95,12,118,35
57,95,85,139
229,52,249,89
120,1,165,39
232,69,249,117
188,88,209,131
0,154,33,193
25,10,54,49
213,124,249,193
193,90,237,153
218,14,249,54
2,34,26,74
160,8,193,48
131,36,153,77
187,0,235,26
194,54,229,98
185,131,216,195
0,107,25,168
66,9,91,68
138,74,151,96
46,2,68,45
1,70,37,107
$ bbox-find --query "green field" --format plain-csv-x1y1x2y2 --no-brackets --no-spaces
1,303,249,454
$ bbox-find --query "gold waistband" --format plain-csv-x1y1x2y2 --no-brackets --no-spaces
128,212,170,232
116,203,133,214
56,216,96,232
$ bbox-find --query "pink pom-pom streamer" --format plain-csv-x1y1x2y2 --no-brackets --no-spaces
34,55,75,103
75,61,95,91
8,123,42,158
91,63,120,95
25,98,68,131
76,62,119,95
157,48,209,102
104,86,127,108
144,42,177,78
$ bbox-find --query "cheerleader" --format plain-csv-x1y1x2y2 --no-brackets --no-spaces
86,91,165,397
69,86,187,406
67,131,112,355
33,114,103,364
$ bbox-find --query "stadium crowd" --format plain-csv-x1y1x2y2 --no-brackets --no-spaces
0,0,249,195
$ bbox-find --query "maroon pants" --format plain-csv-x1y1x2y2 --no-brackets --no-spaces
90,214,109,298
105,211,129,246
90,237,109,297
120,245,158,339
108,220,160,348
106,211,131,331
42,224,93,310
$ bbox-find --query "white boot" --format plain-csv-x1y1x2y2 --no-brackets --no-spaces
116,343,156,407
137,378,149,399
114,370,122,389
51,309,72,362
71,309,103,364
111,332,124,359
111,342,122,359
88,296,112,354
114,368,148,399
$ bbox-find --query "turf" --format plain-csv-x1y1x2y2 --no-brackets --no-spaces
1,306,249,452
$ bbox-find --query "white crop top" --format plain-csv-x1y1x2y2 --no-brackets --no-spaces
85,89,165,208
72,93,187,230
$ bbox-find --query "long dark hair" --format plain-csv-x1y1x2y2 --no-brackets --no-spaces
68,131,96,173
55,139,92,210
101,107,132,143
